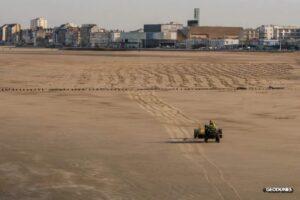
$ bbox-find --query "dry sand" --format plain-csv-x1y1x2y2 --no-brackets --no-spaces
0,47,300,200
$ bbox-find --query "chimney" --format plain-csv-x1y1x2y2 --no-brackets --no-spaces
194,8,200,21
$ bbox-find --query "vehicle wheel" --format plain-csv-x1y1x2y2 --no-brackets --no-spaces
218,129,223,138
216,135,220,143
194,129,199,139
204,137,208,143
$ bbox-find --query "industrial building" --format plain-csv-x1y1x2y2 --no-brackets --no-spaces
209,39,240,49
178,26,243,40
177,26,243,49
120,29,146,48
187,8,200,27
143,22,183,48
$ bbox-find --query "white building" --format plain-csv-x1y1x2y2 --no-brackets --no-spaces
160,22,183,33
259,25,300,40
259,25,275,40
30,17,48,30
274,26,300,40
89,26,110,47
150,32,178,40
110,31,121,43
259,39,279,46
209,39,239,48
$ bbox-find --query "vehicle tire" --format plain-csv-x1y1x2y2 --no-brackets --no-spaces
219,129,223,138
216,135,220,143
204,136,208,143
194,129,199,139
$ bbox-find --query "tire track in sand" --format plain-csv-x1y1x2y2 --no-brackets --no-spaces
128,92,241,200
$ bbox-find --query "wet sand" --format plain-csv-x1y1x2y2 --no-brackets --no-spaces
0,48,299,199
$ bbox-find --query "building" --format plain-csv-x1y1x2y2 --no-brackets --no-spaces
274,26,300,40
178,26,243,49
53,23,77,46
259,25,300,40
110,31,122,48
110,31,121,43
121,30,146,48
290,28,300,40
144,22,183,47
239,28,259,46
194,8,200,21
258,25,275,40
209,39,239,48
187,8,200,27
21,29,34,45
33,28,53,47
281,28,300,49
89,27,110,48
65,27,81,47
144,22,183,33
287,28,300,40
4,24,21,44
80,24,97,47
178,26,243,41
0,25,8,43
259,39,279,47
258,25,300,48
30,17,48,30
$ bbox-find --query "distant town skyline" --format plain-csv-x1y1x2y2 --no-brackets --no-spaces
1,0,300,30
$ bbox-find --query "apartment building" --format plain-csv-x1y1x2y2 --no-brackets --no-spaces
0,24,22,44
80,24,97,47
65,27,81,47
89,27,110,48
33,28,53,47
53,23,77,46
258,25,275,40
0,25,8,42
239,28,259,45
30,17,48,30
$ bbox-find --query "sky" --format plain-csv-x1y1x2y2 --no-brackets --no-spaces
0,0,300,30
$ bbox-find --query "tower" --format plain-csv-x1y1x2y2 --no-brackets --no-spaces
188,8,200,27
194,8,200,21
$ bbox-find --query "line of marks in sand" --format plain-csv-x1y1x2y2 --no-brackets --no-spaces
128,91,241,200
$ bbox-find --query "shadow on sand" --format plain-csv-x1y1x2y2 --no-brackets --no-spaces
165,138,218,144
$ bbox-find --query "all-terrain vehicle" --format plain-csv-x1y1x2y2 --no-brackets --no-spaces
194,123,223,143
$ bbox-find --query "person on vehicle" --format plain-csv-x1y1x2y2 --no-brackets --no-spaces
208,120,217,132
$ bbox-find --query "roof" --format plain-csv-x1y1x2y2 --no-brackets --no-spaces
188,26,243,39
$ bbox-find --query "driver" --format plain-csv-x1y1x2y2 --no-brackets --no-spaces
208,120,217,132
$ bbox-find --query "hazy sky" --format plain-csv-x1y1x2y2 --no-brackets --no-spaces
0,0,300,30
